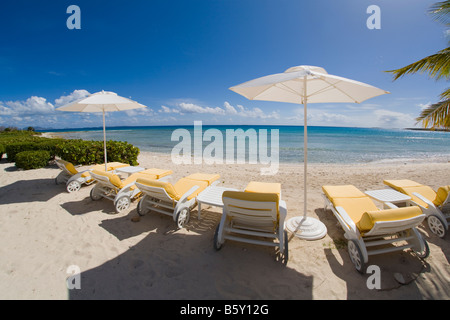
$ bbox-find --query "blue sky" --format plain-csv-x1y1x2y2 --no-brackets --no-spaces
0,0,448,129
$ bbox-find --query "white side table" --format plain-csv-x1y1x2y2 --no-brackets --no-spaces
365,189,411,208
196,186,238,219
115,166,145,176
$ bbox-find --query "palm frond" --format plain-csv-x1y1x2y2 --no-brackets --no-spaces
440,87,450,100
386,47,450,81
429,0,450,26
416,99,450,129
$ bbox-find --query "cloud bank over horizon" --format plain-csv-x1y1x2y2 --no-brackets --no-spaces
0,89,422,130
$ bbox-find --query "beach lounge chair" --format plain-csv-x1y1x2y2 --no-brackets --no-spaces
322,185,429,273
384,179,450,238
213,182,288,264
134,173,220,229
55,159,130,193
89,168,173,213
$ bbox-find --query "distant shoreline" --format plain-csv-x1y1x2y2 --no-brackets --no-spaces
406,127,450,132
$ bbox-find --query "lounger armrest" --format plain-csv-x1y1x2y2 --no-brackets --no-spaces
412,192,436,208
335,206,357,234
121,181,136,191
179,185,200,203
158,175,172,182
211,180,220,187
384,202,398,210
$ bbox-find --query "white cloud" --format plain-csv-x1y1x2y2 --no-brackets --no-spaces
418,102,431,110
0,96,55,116
54,89,90,107
158,101,280,120
178,102,226,115
373,109,415,128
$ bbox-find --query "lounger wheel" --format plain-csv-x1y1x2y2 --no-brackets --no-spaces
348,240,366,274
90,187,102,201
66,180,81,193
213,224,223,251
427,215,447,238
175,208,190,229
115,196,131,213
137,197,148,216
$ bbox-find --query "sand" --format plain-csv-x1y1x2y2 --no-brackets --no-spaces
0,151,449,300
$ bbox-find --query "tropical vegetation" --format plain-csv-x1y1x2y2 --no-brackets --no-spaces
387,0,450,129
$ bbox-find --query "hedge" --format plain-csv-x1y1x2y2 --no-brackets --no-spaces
5,139,64,162
0,131,140,168
56,140,140,166
0,143,4,160
15,150,51,170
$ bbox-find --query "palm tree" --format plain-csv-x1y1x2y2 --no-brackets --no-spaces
386,1,450,129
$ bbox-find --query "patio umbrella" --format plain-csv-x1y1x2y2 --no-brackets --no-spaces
230,65,389,240
57,90,147,171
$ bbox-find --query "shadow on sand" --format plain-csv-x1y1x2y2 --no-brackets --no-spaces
314,208,450,299
68,208,314,300
0,178,62,205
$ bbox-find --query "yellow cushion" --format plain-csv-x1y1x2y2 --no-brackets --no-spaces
332,197,379,224
435,186,450,207
90,162,129,172
137,178,180,200
173,178,209,200
357,206,423,234
245,181,281,198
222,191,280,216
185,173,220,186
383,179,422,189
322,185,378,224
223,190,279,204
322,185,367,202
59,160,78,175
383,180,436,208
141,168,173,179
137,176,210,201
92,170,124,189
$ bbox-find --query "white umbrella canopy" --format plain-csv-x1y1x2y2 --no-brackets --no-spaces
230,65,389,240
57,90,147,171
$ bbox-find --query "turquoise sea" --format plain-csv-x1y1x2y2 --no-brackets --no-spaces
43,125,450,164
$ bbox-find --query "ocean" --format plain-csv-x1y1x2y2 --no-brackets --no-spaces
43,125,450,164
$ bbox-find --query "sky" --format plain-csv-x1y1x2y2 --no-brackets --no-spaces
0,0,448,129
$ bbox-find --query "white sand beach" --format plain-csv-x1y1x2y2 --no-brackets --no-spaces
0,151,449,300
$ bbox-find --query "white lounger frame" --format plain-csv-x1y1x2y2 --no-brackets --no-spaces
214,195,288,264
135,180,219,229
409,192,449,238
55,160,95,193
323,194,428,273
89,171,171,213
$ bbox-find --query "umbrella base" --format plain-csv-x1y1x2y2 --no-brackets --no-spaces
285,216,327,240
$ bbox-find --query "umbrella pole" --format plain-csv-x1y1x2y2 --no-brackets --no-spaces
285,75,326,240
103,108,108,172
303,76,308,219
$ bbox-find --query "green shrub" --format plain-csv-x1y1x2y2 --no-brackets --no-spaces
34,139,65,160
15,150,51,170
56,140,140,166
0,143,5,160
5,139,64,162
5,142,36,162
